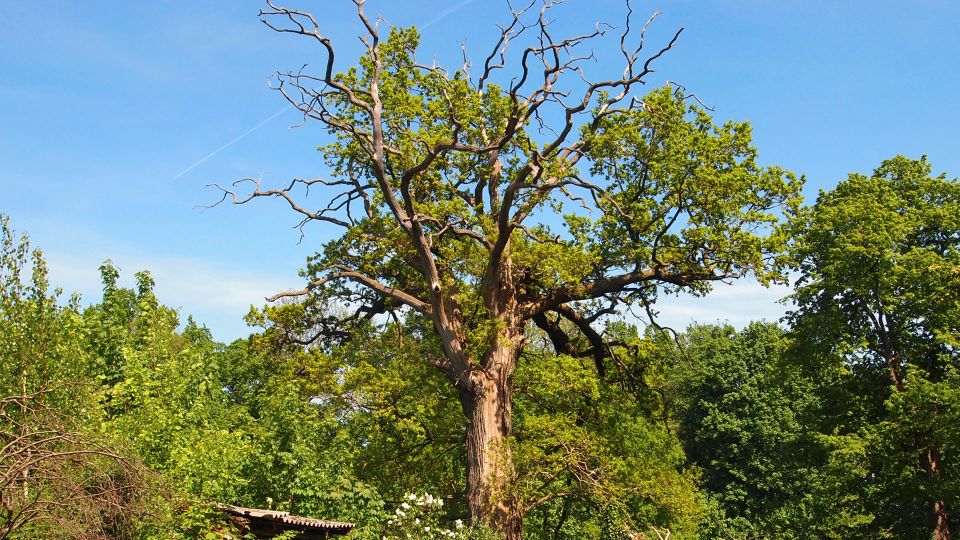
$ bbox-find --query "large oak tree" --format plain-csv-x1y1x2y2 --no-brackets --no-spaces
216,2,802,537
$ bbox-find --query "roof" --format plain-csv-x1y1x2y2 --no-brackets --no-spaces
218,504,355,538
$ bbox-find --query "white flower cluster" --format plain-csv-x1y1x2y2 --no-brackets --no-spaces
382,493,469,540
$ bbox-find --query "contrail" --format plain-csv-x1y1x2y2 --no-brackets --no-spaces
174,2,476,180
173,104,292,179
420,0,477,30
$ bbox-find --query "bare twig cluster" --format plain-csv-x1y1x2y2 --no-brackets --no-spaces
0,388,145,539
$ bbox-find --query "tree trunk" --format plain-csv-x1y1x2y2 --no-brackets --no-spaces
928,447,951,540
462,342,523,539
884,348,949,538
457,241,525,539
934,498,951,540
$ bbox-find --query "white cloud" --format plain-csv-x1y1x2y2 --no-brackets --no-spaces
654,279,793,330
419,0,478,30
44,250,295,342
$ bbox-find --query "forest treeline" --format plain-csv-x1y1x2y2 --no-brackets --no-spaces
1,154,957,538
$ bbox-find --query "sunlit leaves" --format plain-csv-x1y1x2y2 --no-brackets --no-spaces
583,87,802,291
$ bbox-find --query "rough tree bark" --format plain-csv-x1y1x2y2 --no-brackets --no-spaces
463,360,520,538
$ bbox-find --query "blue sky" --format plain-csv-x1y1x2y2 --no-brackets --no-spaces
2,1,958,341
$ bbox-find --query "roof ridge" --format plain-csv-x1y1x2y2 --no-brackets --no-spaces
217,503,356,530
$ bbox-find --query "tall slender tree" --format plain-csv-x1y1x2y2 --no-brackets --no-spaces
214,2,801,536
789,156,960,539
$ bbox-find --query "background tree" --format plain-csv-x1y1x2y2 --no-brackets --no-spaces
213,2,801,536
0,217,145,539
668,323,829,539
788,156,960,539
85,266,387,537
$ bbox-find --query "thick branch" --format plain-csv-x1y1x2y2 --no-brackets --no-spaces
522,267,735,319
267,268,432,315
